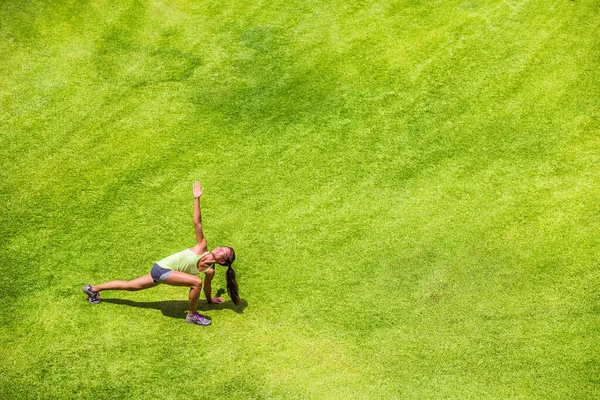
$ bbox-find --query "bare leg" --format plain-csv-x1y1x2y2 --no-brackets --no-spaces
92,274,158,292
162,271,203,315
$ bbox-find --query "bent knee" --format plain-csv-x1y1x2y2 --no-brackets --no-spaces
191,277,203,288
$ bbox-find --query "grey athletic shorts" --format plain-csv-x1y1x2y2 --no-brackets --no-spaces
150,263,173,283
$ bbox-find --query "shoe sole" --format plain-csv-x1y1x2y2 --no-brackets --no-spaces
186,319,211,326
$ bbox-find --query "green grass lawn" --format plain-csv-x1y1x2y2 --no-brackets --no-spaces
1,0,599,398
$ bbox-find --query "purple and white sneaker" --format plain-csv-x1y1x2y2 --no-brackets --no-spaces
186,313,211,326
83,285,101,304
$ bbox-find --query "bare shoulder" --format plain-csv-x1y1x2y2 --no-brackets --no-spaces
189,243,208,255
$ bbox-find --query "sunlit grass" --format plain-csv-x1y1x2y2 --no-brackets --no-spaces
1,0,599,398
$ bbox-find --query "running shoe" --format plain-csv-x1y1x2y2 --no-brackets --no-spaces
186,313,211,326
83,285,101,304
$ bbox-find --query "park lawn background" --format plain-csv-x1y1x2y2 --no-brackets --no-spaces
1,0,599,398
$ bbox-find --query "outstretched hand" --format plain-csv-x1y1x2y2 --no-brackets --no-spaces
193,181,204,199
210,297,225,304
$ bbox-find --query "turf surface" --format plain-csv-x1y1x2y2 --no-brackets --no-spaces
1,0,599,398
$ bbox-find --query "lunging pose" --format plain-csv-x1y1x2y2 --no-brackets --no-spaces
83,181,240,326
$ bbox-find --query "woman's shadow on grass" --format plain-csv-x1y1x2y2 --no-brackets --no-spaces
101,289,247,319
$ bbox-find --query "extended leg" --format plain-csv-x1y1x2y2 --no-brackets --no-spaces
92,274,158,292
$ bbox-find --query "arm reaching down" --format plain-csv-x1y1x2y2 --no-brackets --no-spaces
203,268,225,304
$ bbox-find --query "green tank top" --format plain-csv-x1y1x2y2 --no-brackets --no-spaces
156,249,212,275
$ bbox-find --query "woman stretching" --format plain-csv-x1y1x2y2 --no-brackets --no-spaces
83,181,240,326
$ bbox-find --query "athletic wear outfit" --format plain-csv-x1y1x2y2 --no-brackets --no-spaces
84,249,216,326
152,248,215,325
151,249,212,282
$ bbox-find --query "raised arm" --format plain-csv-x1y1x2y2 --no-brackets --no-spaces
192,181,208,253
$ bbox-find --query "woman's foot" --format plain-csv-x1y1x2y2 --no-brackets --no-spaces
186,313,211,326
83,285,101,304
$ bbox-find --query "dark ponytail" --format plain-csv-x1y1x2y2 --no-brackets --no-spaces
224,247,240,305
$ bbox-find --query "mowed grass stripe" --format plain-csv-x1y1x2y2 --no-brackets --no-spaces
1,0,599,398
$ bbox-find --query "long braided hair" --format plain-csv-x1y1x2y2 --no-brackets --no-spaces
223,247,240,305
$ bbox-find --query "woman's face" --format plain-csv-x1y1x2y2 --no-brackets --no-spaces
212,247,230,264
